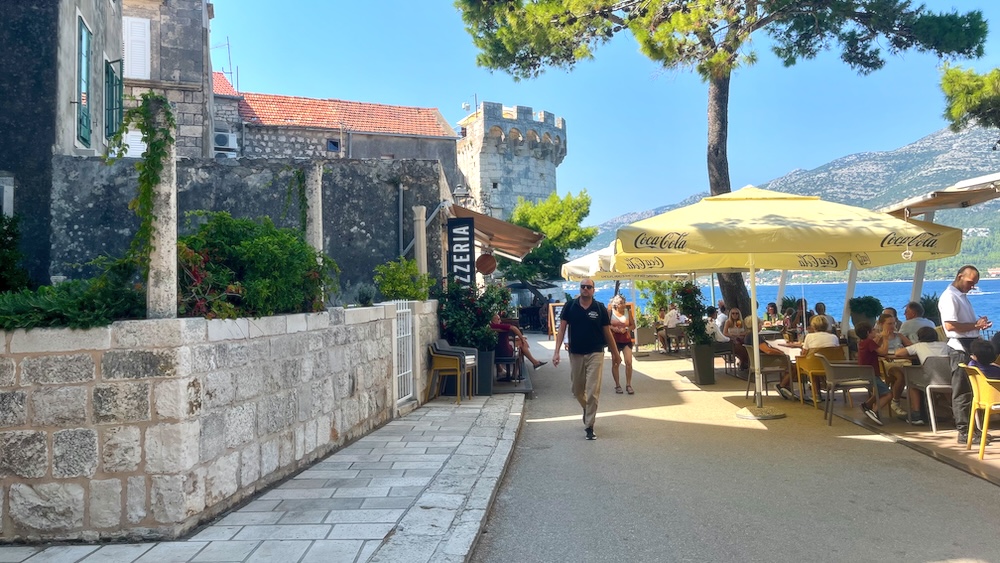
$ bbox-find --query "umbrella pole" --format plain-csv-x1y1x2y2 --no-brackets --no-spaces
736,256,786,420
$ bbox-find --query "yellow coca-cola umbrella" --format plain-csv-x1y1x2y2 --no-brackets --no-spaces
613,186,963,412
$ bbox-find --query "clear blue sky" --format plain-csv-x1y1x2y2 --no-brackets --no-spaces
209,1,1000,225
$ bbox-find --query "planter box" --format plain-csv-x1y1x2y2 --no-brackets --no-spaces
689,344,717,385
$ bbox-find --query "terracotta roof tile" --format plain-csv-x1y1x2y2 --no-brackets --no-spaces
212,72,239,96
236,92,454,138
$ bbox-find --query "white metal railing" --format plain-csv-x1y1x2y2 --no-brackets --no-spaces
393,300,415,403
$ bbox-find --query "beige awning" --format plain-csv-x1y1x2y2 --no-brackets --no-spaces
878,171,1000,218
450,205,544,261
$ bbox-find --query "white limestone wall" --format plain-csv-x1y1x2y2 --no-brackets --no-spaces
0,306,405,542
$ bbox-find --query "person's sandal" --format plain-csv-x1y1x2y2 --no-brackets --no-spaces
626,385,634,395
615,385,623,394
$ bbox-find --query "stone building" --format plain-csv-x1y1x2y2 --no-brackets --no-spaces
211,73,461,190
120,0,214,159
456,102,567,220
0,0,125,283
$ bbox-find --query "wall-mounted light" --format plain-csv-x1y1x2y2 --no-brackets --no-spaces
453,184,471,204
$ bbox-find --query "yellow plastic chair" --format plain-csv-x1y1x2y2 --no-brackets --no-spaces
796,346,847,408
961,364,1000,460
428,345,475,404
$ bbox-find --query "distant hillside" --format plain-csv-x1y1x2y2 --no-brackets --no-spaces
575,126,1000,282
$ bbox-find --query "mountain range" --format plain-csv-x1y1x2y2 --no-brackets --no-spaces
575,125,1000,282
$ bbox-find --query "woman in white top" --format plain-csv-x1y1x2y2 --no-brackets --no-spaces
802,315,840,351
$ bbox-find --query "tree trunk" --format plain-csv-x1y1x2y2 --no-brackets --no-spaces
707,72,750,315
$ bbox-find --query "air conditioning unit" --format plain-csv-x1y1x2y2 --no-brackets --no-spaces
214,132,238,149
214,151,238,159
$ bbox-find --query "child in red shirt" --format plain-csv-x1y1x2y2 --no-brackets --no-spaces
856,322,892,425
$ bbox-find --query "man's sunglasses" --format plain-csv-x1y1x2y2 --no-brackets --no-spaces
580,284,594,289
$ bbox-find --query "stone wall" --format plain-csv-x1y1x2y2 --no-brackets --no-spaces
46,156,447,291
0,305,413,542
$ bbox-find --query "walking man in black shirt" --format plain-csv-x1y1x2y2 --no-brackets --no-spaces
553,278,621,440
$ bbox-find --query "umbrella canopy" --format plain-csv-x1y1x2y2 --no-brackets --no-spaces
612,186,964,410
614,187,962,274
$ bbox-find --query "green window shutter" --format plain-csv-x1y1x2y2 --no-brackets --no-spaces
104,61,123,138
77,17,92,147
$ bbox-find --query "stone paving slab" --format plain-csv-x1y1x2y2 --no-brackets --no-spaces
0,395,524,563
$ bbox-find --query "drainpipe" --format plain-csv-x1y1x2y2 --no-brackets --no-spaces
398,183,404,256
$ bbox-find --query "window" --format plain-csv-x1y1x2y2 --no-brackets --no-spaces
104,61,123,138
123,16,150,80
492,182,499,190
77,17,92,147
326,139,340,152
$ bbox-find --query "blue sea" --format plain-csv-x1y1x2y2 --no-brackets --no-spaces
588,278,1000,327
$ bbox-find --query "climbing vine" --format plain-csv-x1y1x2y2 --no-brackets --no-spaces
105,92,176,277
281,166,308,233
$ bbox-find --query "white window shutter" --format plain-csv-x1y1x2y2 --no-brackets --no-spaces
123,16,150,80
124,128,146,158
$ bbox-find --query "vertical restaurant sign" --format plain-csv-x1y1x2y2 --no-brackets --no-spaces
447,217,475,286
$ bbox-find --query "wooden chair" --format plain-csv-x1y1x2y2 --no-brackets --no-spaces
428,343,476,404
795,346,847,408
962,364,1000,459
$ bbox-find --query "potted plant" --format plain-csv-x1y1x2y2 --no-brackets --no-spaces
673,282,715,385
435,280,511,395
848,295,882,329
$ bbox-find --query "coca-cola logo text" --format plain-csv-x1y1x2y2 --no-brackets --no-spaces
633,231,688,250
880,231,941,248
624,256,665,270
797,254,839,269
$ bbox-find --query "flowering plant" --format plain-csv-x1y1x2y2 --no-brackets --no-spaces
673,281,712,345
436,280,511,350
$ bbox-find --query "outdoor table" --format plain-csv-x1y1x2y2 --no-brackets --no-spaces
769,339,803,367
759,330,782,341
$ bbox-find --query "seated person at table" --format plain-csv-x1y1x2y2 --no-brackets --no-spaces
490,313,546,377
724,308,752,373
762,302,781,328
656,303,682,353
791,298,813,332
888,326,950,424
899,301,936,343
814,302,838,333
705,307,730,344
969,338,1000,379
873,313,912,418
856,322,892,426
774,316,839,400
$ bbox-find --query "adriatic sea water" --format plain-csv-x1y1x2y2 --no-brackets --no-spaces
587,278,1000,327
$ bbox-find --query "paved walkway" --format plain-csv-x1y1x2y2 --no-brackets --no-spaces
0,395,523,563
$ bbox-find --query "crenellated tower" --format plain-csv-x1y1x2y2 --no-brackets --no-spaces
456,102,567,220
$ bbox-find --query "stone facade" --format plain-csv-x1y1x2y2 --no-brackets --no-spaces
0,0,123,284
0,305,438,542
457,102,567,220
122,0,213,159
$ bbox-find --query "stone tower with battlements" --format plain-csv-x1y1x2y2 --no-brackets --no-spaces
456,102,566,220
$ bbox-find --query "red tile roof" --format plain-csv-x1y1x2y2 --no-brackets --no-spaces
211,72,454,138
238,93,454,138
212,72,239,96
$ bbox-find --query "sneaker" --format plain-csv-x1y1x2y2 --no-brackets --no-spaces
585,427,596,440
891,403,907,418
909,417,926,426
861,404,883,426
776,385,794,401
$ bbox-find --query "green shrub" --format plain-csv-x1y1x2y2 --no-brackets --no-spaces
436,281,510,350
178,212,338,318
373,257,434,301
356,283,376,307
0,214,31,292
0,259,144,330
